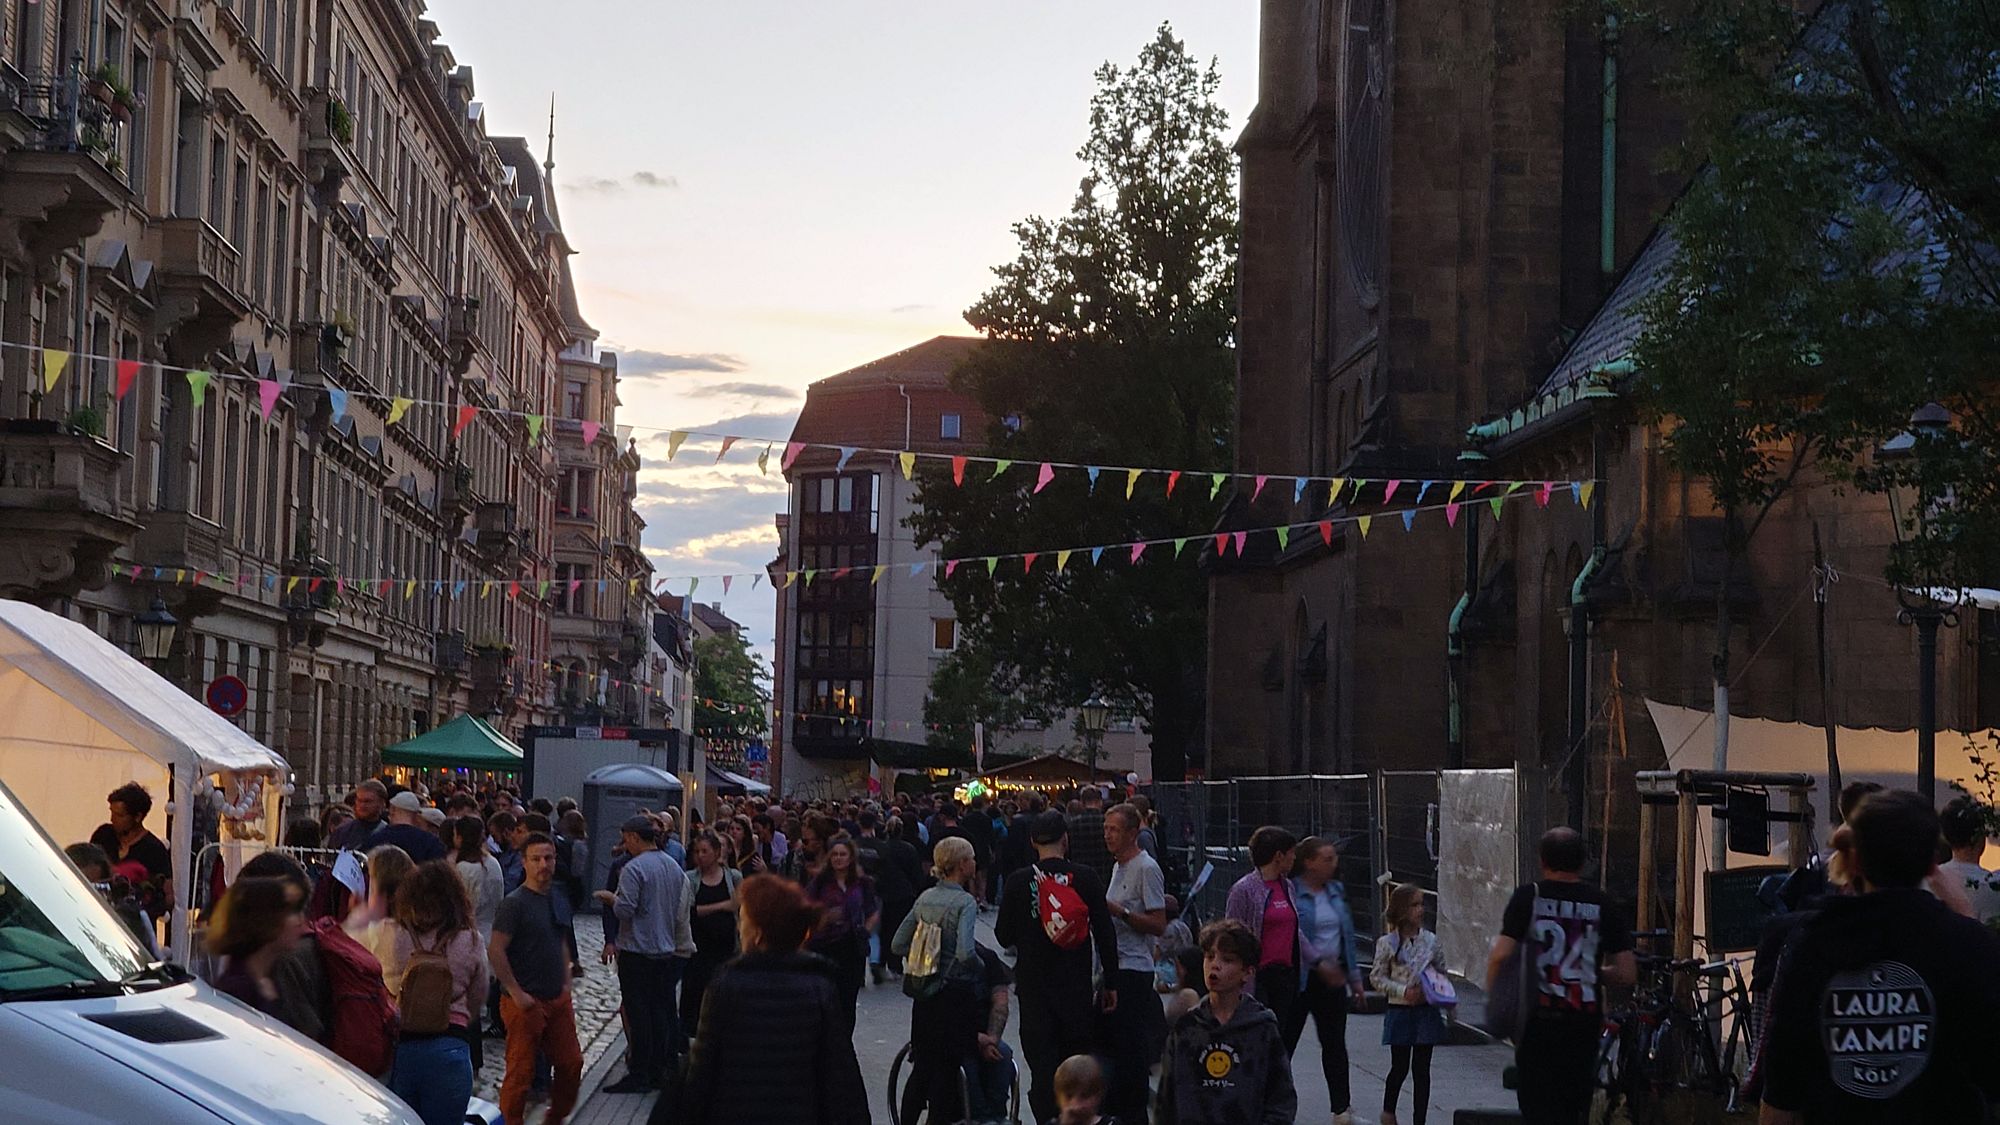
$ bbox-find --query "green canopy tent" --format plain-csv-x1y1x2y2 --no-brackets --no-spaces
381,714,525,775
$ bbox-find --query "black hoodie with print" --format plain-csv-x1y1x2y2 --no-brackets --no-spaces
1155,992,1297,1125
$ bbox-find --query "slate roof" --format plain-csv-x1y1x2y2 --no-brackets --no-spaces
811,335,989,391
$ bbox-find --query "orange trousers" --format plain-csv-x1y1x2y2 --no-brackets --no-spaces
498,990,583,1125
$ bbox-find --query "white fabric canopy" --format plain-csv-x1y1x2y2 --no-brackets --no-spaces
0,600,290,956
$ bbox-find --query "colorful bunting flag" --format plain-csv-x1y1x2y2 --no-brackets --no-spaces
1034,463,1054,494
1402,509,1417,531
1056,550,1073,573
946,560,961,578
836,447,856,471
783,442,805,471
1022,553,1039,572
328,388,350,424
1489,495,1505,519
1384,480,1402,502
991,459,1012,480
1449,480,1466,502
1086,467,1101,494
688,577,700,597
1125,468,1142,500
40,349,68,393
1293,477,1307,504
985,557,999,576
114,359,142,400
187,369,212,408
871,566,886,585
1210,473,1225,500
1580,482,1596,509
1537,481,1555,507
388,396,412,425
951,457,967,485
581,421,601,446
1214,532,1230,556
1446,501,1461,527
1174,538,1188,558
1319,521,1333,545
454,404,478,438
1129,543,1146,564
1167,470,1181,497
908,562,927,578
1252,475,1268,502
783,571,797,589
1275,526,1290,550
258,379,283,419
668,431,689,460
715,435,737,463
1232,531,1247,556
1090,546,1105,566
758,446,772,475
1358,515,1373,538
899,452,916,481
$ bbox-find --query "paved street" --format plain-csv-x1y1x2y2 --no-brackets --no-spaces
569,908,1517,1123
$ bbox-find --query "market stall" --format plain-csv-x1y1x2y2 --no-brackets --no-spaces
380,713,525,787
0,600,290,959
955,753,1121,802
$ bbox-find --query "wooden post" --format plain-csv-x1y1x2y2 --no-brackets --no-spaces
1675,781,1697,964
1637,797,1656,936
1789,783,1810,868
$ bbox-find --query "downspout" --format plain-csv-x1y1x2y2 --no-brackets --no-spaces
1600,13,1620,277
1566,381,1614,831
1447,452,1486,769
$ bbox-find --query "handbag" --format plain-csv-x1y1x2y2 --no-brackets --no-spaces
1481,884,1539,1040
1419,964,1458,1008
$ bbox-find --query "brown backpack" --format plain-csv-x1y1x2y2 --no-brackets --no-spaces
398,932,457,1036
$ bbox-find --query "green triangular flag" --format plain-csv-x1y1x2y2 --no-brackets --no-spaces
1490,496,1505,520
1173,538,1188,558
985,556,999,575
991,459,1012,480
1275,526,1291,550
526,414,545,442
187,369,212,408
1506,480,1526,495
1210,473,1226,499
537,579,551,599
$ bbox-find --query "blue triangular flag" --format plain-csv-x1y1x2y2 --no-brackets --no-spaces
263,574,278,590
836,446,856,471
1090,546,1105,565
1293,478,1307,503
327,387,348,423
1571,481,1583,505
909,562,927,578
596,580,607,593
1416,480,1434,505
1402,509,1417,531
1086,467,1101,493
453,580,466,598
152,567,165,580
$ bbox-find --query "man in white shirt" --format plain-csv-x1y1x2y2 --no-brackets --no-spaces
1940,796,2000,927
1102,802,1167,1120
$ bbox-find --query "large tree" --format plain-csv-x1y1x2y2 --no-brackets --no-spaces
693,631,770,743
1623,0,1998,767
908,24,1237,782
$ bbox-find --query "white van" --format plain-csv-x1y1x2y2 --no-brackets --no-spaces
0,778,420,1124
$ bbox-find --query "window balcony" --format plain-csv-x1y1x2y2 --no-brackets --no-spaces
154,217,250,359
0,65,132,277
302,87,359,199
0,421,141,602
133,508,226,577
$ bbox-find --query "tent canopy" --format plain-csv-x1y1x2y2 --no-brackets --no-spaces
382,713,525,771
706,763,770,795
0,600,291,957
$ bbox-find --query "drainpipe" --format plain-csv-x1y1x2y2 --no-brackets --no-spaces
1565,393,1612,831
1600,13,1620,277
1447,452,1486,769
898,384,912,450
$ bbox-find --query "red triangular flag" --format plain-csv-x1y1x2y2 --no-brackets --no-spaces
454,404,478,438
1022,553,1038,572
114,359,142,400
1214,532,1230,556
1319,521,1333,545
1166,470,1181,497
951,457,967,485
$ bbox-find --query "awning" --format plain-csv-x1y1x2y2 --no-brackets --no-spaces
382,713,525,771
705,764,770,795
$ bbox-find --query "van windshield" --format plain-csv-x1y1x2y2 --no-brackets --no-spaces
0,781,152,997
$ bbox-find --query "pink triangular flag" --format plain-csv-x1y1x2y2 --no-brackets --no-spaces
581,420,601,446
1252,475,1268,502
1034,462,1055,494
1129,542,1146,564
722,575,733,595
716,436,738,463
1232,531,1247,555
1446,501,1461,527
1537,481,1555,507
1383,479,1402,502
782,441,805,470
945,559,960,578
257,378,282,419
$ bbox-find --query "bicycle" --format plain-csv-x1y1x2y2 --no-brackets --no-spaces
1594,947,1755,1124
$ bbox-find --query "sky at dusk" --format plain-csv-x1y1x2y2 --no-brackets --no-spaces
423,0,1259,657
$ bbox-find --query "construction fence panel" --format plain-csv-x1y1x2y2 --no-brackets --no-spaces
1376,769,1445,965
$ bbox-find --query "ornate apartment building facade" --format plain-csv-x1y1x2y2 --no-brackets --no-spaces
0,0,652,800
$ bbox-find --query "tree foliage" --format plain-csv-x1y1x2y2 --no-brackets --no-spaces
1624,0,2000,590
907,24,1238,781
693,631,769,742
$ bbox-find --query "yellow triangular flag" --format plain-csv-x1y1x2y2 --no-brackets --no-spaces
1125,469,1142,500
388,397,413,425
871,566,886,586
481,582,493,599
1328,478,1346,506
1581,481,1597,509
404,580,417,599
667,431,689,460
40,349,69,394
1358,515,1373,538
285,576,300,593
1449,480,1466,502
783,571,797,589
1056,550,1073,573
899,452,916,480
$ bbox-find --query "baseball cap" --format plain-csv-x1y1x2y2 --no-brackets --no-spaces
420,806,448,827
389,791,423,813
1030,810,1069,845
620,815,659,840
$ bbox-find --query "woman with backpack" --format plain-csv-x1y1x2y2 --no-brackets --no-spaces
892,835,984,1125
806,835,880,1024
384,860,488,1125
681,830,741,1035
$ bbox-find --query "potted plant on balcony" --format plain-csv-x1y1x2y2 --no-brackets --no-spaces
86,63,119,108
109,79,136,125
326,95,355,146
64,405,106,439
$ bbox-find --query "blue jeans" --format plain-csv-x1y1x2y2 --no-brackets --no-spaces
390,1034,473,1125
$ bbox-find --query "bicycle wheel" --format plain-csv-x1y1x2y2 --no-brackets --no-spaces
1592,1022,1633,1125
888,1042,911,1125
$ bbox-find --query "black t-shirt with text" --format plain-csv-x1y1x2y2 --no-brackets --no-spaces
1761,887,2000,1123
1500,878,1634,1023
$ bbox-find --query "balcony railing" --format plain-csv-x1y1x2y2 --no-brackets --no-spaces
156,217,245,299
0,62,131,169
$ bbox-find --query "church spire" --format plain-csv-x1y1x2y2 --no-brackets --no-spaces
544,94,556,175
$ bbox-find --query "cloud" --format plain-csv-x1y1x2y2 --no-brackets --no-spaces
618,350,746,377
685,382,798,401
890,303,937,314
567,171,680,194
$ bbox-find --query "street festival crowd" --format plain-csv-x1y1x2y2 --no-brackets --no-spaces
65,768,2000,1124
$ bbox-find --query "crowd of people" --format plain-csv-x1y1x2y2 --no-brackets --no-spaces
61,769,2000,1125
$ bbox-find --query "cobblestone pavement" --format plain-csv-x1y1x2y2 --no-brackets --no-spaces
472,913,625,1110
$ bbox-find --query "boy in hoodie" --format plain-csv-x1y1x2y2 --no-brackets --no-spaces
1156,919,1297,1125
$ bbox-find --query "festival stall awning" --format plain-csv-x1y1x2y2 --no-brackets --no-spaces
382,713,525,771
966,753,1118,794
705,763,770,795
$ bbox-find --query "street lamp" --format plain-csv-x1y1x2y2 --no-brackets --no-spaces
1080,695,1110,782
136,598,178,667
1883,402,1957,802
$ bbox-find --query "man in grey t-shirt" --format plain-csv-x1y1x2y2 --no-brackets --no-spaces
489,833,584,1124
1102,802,1168,1120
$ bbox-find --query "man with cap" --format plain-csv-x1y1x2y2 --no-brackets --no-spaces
376,790,448,862
593,814,694,1093
995,809,1120,1123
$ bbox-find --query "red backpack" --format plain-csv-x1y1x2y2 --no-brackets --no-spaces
308,918,398,1075
1033,865,1090,950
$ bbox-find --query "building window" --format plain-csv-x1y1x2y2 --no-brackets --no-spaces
557,467,596,518
932,618,957,652
939,413,962,440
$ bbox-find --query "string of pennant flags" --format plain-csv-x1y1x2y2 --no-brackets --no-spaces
15,338,1572,503
107,480,1596,603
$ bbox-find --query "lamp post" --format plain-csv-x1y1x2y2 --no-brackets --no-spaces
136,598,178,670
1884,402,1957,802
1080,695,1110,784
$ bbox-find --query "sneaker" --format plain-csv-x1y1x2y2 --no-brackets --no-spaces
870,964,888,985
603,1074,654,1095
1333,1112,1356,1125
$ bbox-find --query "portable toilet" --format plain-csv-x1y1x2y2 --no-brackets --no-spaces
580,762,684,897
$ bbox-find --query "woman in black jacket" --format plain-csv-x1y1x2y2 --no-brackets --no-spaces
672,874,871,1125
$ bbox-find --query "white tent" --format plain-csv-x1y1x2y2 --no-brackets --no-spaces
0,600,290,957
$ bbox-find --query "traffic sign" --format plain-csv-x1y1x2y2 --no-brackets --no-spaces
206,675,248,718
